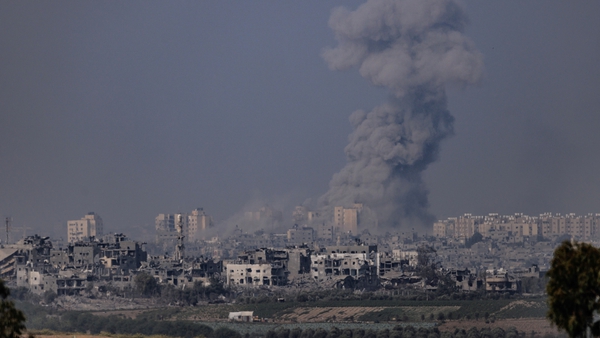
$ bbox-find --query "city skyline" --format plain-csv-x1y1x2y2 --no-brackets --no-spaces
1,1,600,236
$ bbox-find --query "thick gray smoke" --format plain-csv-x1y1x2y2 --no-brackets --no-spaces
319,0,483,230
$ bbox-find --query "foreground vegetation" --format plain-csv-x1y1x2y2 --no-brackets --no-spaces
4,272,550,338
26,324,566,338
160,296,548,322
10,295,551,338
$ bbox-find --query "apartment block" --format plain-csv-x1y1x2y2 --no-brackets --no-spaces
333,204,363,235
67,212,103,243
433,212,600,241
188,208,213,240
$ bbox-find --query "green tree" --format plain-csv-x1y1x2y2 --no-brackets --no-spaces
0,279,28,338
313,328,328,338
300,329,315,338
278,328,291,338
134,272,160,297
505,327,518,338
491,327,505,338
213,327,241,338
467,327,480,338
42,290,57,304
546,240,600,337
378,329,391,338
437,273,456,296
339,329,353,338
290,328,303,338
327,328,341,338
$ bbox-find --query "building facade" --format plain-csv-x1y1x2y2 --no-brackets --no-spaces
333,204,363,235
433,212,600,242
67,212,103,243
188,208,213,240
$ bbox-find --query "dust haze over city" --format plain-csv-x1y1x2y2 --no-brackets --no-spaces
1,1,600,240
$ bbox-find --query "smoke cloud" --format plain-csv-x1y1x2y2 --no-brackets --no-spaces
319,0,483,230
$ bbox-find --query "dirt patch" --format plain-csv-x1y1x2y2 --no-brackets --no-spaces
438,318,560,335
498,300,538,312
280,307,387,322
279,306,461,323
54,296,158,312
91,309,150,319
398,306,461,318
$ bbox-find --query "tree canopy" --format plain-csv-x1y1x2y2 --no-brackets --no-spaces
546,240,600,338
0,279,27,338
134,272,160,297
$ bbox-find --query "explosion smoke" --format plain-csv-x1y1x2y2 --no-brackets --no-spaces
319,0,483,229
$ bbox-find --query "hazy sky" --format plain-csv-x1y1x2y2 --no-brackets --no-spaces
1,1,599,239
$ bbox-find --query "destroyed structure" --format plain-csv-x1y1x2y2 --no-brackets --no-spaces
155,208,214,246
4,210,594,298
0,231,531,297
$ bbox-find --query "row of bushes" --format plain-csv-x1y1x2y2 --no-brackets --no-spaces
264,326,558,338
26,311,214,338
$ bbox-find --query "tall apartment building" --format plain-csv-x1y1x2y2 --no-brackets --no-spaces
188,208,213,240
155,208,213,243
476,213,538,238
67,212,103,243
453,214,482,239
155,213,177,244
433,219,455,238
334,204,363,235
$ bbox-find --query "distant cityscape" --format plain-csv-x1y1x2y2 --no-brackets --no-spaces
1,206,596,299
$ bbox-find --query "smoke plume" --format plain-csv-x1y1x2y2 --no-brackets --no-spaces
319,0,483,229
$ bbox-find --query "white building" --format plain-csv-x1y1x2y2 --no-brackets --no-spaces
311,252,369,281
229,311,254,322
225,262,287,287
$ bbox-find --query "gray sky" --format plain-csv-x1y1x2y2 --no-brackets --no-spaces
1,1,599,239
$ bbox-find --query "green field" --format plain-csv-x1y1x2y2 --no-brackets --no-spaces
155,297,549,322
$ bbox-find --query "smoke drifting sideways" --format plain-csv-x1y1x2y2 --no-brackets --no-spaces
318,0,483,231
